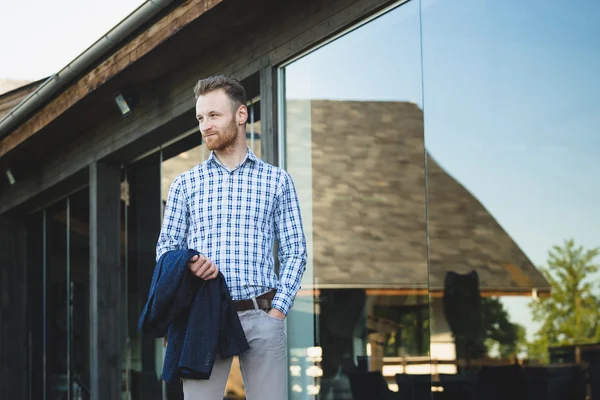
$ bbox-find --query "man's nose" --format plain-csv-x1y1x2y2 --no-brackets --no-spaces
200,121,212,133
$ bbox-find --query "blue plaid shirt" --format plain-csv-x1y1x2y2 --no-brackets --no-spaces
156,149,307,315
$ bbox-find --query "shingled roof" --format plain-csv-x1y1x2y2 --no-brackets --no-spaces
286,99,550,294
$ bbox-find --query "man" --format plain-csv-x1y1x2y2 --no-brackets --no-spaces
156,75,307,399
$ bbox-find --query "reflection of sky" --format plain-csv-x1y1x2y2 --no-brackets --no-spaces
284,0,600,339
285,0,423,105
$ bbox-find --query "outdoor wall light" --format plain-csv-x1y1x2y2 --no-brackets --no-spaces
114,90,139,117
5,169,15,185
114,93,132,116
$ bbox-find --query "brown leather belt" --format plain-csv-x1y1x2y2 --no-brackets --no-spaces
234,290,276,312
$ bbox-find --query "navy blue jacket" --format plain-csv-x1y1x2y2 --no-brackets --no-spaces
138,249,249,383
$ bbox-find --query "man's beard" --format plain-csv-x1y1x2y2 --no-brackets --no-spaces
203,119,238,151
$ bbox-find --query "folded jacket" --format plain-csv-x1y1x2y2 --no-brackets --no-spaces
138,249,249,383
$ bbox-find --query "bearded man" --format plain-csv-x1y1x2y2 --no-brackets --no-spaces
156,75,307,399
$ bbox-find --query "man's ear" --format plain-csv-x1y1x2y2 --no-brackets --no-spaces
236,104,249,125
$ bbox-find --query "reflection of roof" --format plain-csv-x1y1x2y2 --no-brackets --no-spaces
286,99,549,293
426,153,549,292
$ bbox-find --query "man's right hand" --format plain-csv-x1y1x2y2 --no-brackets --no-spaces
188,254,219,280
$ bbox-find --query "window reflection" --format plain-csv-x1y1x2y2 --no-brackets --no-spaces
423,0,600,398
283,2,427,398
283,0,600,397
285,99,429,399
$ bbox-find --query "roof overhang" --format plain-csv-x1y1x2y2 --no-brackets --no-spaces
0,0,224,159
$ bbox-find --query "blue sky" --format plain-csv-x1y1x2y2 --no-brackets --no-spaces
285,0,600,339
422,0,600,263
422,0,600,338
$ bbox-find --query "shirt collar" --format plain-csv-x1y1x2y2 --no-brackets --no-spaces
208,147,258,169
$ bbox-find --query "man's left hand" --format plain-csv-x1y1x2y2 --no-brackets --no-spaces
268,308,286,320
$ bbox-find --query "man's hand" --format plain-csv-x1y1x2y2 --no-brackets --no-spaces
268,308,286,320
188,254,219,280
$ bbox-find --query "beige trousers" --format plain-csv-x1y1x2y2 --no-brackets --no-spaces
182,309,287,400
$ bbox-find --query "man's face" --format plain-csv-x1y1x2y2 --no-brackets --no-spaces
196,89,240,151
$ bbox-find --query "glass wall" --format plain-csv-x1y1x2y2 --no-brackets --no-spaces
27,188,91,400
421,0,600,398
281,1,429,398
281,0,600,398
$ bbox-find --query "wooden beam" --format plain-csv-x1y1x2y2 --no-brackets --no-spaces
0,0,223,159
89,162,122,400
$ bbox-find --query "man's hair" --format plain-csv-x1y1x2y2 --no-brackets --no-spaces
193,75,247,110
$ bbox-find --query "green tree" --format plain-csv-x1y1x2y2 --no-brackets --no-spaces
528,239,600,359
527,334,550,364
479,298,530,359
481,297,522,358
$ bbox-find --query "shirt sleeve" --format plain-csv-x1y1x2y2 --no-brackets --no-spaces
271,170,308,315
156,175,189,262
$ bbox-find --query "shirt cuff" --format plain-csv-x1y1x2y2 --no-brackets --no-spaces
271,293,293,316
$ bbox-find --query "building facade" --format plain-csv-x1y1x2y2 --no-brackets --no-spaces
1,0,599,399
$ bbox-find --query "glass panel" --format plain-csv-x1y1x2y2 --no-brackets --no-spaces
282,1,427,398
27,211,45,400
45,199,69,400
422,0,600,398
69,188,91,397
